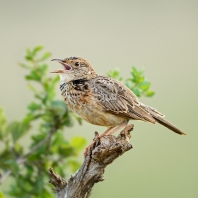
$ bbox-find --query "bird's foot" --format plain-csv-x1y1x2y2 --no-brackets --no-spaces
84,121,129,157
84,131,100,157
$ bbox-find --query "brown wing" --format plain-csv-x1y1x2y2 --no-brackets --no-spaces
91,75,156,123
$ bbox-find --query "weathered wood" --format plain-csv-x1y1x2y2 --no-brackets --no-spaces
49,124,133,198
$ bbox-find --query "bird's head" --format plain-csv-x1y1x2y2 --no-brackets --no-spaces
51,57,97,83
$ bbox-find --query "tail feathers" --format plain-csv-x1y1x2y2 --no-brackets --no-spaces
143,104,165,117
143,104,186,135
152,115,186,135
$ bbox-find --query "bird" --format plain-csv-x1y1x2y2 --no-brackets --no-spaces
51,57,186,142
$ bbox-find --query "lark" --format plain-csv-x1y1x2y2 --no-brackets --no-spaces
51,57,185,142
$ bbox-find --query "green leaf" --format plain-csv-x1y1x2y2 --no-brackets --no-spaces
25,55,33,61
67,159,81,172
139,81,150,91
4,159,20,175
31,132,46,145
25,69,41,81
132,87,141,97
40,52,51,61
0,108,6,127
26,48,31,55
35,93,44,101
51,75,60,85
146,90,155,97
0,147,13,162
27,83,37,92
38,64,48,76
125,79,134,90
32,45,43,56
0,108,7,140
32,175,44,194
0,191,5,198
42,188,53,197
7,122,19,142
71,136,87,152
23,113,41,123
26,164,34,177
19,63,29,69
43,75,60,101
28,102,41,111
51,133,65,153
71,112,83,125
8,121,31,143
14,143,23,155
50,100,67,116
51,132,71,152
58,143,75,157
131,67,144,84
107,68,123,81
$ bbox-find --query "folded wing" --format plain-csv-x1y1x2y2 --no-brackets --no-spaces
92,75,156,123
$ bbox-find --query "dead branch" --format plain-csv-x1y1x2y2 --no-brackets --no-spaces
49,124,134,198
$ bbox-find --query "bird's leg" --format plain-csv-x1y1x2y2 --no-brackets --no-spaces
98,126,115,137
84,121,129,157
105,120,129,136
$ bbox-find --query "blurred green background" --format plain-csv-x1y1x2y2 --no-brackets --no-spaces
0,0,197,197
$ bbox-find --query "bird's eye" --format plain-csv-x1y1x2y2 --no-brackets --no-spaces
75,62,80,66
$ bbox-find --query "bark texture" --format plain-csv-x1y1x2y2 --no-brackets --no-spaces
49,124,134,198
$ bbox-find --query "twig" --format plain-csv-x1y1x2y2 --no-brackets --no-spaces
49,124,134,198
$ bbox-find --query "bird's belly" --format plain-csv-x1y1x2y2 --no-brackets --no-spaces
79,107,127,126
66,97,127,126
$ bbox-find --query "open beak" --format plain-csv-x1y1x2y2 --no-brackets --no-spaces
51,59,72,73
